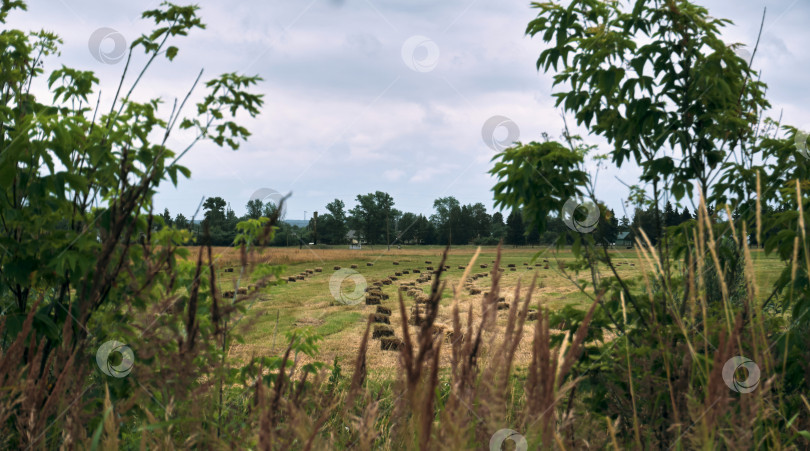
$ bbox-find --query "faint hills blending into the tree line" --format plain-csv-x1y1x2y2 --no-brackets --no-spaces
281,219,309,228
169,192,700,247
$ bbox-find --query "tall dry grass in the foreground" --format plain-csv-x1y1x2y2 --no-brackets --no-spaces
3,199,810,449
245,245,600,449
240,199,810,449
233,197,810,448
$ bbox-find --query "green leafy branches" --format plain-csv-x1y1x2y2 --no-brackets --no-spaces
528,0,769,201
195,73,264,150
134,2,206,60
490,140,588,235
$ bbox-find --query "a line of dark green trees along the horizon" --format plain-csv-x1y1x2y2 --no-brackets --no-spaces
159,191,700,247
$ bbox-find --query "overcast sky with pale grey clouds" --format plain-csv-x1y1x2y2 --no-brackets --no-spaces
9,0,810,222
